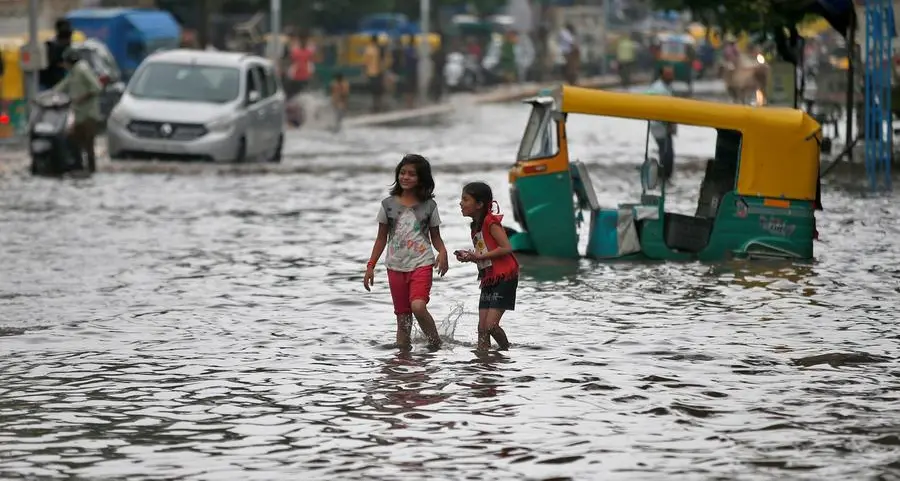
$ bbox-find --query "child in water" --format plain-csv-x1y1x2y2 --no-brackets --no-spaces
364,154,449,350
456,182,519,350
330,72,349,132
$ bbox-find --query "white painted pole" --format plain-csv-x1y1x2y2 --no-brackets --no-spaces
26,0,40,115
418,0,431,103
270,0,282,69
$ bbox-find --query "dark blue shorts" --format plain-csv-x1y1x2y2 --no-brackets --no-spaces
479,277,518,311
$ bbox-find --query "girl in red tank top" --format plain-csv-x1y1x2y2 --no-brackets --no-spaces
455,182,519,351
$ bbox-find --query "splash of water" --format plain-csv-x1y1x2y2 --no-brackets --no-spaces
289,93,340,131
412,302,466,345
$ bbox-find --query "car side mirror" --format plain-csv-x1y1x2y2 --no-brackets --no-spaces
248,90,261,104
641,156,661,191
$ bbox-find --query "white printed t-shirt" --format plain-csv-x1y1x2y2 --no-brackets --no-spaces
377,205,441,272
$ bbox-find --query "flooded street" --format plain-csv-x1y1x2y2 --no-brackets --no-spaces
1,101,899,480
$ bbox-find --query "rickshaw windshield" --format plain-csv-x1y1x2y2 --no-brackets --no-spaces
660,41,686,56
516,104,556,161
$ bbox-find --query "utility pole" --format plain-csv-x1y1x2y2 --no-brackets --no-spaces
418,0,431,104
26,0,40,118
270,0,281,68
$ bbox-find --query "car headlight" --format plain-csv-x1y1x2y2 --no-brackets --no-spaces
206,114,237,133
108,106,129,125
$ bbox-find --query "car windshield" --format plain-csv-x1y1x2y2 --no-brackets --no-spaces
128,62,240,103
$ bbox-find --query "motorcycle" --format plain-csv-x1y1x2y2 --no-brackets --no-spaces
29,92,85,177
444,51,482,91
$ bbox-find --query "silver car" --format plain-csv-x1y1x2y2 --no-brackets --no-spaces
107,49,285,162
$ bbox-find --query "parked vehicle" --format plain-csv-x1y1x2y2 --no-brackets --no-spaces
0,30,87,140
654,32,697,93
444,51,482,91
29,91,85,177
507,85,823,261
65,8,181,81
106,49,285,162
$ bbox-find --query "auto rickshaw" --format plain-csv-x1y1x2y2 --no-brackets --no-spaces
1,30,87,140
654,33,697,93
507,85,822,261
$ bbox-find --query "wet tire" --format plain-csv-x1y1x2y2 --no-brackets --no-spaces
234,137,247,163
268,134,283,163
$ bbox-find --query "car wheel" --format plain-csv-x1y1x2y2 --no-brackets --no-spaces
234,137,247,163
268,134,283,163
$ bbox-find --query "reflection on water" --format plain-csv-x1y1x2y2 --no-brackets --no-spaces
0,102,899,479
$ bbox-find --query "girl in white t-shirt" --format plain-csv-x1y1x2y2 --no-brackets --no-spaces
364,154,449,350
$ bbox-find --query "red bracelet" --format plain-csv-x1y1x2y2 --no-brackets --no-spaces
366,260,376,269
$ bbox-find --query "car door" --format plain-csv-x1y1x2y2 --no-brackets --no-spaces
250,64,276,148
244,65,267,157
263,64,285,138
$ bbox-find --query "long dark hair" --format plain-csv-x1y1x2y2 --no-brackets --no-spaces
389,154,435,201
463,181,493,231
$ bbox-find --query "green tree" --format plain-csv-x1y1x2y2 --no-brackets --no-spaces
649,0,806,36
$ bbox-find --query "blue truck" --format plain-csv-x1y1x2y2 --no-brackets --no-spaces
65,8,181,81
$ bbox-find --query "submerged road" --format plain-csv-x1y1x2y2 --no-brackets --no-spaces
0,88,898,480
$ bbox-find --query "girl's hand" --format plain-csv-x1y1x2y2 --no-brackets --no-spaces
363,266,375,291
436,251,448,276
455,250,475,262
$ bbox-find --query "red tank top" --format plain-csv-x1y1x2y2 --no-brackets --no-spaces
471,213,519,286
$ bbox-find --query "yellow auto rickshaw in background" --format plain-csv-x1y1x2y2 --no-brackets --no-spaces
1,30,87,140
345,32,440,66
654,32,696,92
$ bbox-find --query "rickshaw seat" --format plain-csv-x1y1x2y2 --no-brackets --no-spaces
695,159,735,218
696,129,740,218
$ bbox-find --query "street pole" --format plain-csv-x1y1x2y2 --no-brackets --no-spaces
270,0,282,69
418,0,431,104
26,0,40,120
601,0,611,76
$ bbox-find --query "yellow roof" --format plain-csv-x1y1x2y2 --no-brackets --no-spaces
554,86,821,200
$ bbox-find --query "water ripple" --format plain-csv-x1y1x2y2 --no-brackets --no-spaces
0,102,898,480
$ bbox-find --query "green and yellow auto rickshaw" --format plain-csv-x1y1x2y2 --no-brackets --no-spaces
507,85,823,261
654,32,696,93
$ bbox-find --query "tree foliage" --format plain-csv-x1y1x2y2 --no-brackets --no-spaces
649,0,808,35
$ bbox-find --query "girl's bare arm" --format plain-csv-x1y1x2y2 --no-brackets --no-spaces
429,226,448,256
367,224,389,265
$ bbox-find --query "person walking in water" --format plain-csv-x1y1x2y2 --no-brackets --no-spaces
455,182,519,351
364,154,449,350
559,23,579,85
646,66,677,182
364,35,384,112
616,33,636,88
329,72,349,132
287,33,315,97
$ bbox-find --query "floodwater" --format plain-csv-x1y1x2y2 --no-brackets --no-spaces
1,101,899,480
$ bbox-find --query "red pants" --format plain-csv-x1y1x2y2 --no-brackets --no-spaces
387,265,433,315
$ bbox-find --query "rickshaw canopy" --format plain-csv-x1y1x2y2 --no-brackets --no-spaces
656,32,695,45
550,85,821,201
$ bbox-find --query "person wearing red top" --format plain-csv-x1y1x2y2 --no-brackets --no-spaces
456,182,520,351
288,34,315,97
